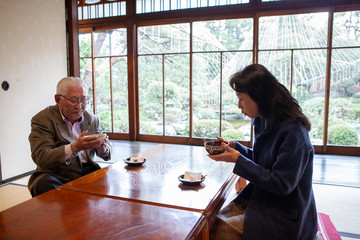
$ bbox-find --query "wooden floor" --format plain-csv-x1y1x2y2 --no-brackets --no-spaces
1,140,359,239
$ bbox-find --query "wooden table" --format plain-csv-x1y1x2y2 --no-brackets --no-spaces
0,189,205,240
61,144,238,237
1,144,237,240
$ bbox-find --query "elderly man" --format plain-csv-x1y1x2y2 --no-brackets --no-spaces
28,77,111,197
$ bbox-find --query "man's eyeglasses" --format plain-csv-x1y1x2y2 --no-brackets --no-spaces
59,94,89,105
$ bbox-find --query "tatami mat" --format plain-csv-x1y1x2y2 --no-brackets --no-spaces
313,184,360,239
0,182,32,212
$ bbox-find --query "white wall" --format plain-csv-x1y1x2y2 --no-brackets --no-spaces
0,0,67,180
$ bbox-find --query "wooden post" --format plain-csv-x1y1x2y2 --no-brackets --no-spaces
66,0,80,77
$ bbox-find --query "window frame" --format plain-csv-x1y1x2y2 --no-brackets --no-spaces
67,0,360,155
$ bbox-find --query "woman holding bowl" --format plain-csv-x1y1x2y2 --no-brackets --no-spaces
208,64,318,240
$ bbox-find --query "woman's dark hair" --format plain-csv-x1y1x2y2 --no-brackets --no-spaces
229,64,311,133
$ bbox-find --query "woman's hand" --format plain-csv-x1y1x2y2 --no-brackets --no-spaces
207,141,240,163
216,136,236,148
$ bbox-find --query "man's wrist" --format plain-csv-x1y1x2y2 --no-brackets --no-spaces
70,143,78,156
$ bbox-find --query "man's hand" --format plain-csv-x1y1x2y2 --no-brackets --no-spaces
72,131,103,153
96,135,110,154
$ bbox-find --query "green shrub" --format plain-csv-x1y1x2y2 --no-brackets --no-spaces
316,118,345,139
113,120,129,133
302,97,324,117
348,106,360,120
140,122,157,135
196,108,217,119
353,92,360,98
98,111,111,132
165,113,178,123
193,119,232,138
221,129,245,140
328,124,359,146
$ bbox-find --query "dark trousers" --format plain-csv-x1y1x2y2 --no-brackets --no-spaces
30,162,99,197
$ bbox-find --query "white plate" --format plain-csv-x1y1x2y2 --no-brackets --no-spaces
123,157,146,166
178,174,205,186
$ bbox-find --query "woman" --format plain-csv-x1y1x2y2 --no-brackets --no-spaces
208,64,318,240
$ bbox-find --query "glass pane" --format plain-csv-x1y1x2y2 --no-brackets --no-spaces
79,33,92,57
98,4,104,18
139,55,163,135
110,28,127,56
259,12,328,49
79,27,128,134
94,29,127,57
329,48,360,146
80,57,94,113
94,31,110,57
95,58,111,132
258,50,292,88
333,11,360,48
193,18,253,51
164,54,190,136
221,52,253,141
85,0,100,4
79,32,94,112
90,5,97,18
193,53,221,138
293,50,327,146
78,7,83,20
138,23,190,54
83,6,89,20
112,57,129,133
136,0,249,13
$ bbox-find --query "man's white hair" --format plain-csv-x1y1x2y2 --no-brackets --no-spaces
56,77,88,96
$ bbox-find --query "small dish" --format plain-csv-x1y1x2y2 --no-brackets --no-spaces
178,174,205,186
204,140,226,155
123,157,146,166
